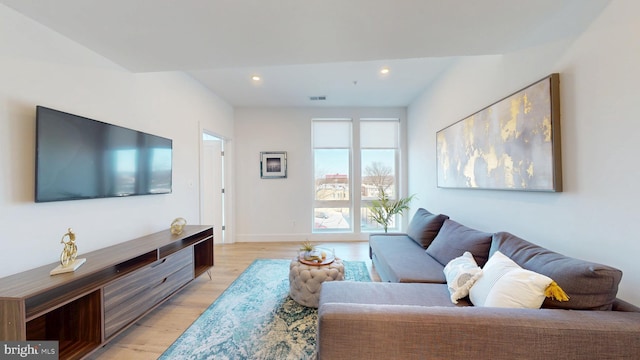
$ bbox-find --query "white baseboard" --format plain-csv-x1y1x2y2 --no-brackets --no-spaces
235,233,368,243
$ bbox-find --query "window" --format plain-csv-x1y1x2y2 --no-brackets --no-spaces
312,118,401,233
360,119,400,232
313,119,352,231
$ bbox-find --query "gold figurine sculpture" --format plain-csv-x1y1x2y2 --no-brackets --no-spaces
60,228,78,267
50,227,86,275
171,217,187,235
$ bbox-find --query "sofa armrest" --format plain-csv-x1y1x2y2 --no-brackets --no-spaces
317,303,640,360
613,297,640,312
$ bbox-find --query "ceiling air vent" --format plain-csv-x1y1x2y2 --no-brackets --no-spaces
309,96,327,101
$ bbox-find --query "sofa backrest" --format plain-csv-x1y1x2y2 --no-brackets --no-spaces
426,219,493,267
406,208,449,248
491,232,622,311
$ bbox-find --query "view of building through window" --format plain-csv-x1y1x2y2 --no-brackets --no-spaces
313,133,351,230
313,118,400,233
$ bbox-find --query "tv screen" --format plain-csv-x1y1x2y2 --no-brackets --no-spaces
35,106,172,202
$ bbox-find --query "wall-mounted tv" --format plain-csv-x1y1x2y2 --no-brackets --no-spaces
35,106,172,202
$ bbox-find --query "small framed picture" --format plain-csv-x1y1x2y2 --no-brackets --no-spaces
260,151,287,179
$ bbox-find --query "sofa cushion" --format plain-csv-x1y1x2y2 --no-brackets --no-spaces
370,234,445,283
426,219,493,267
469,251,553,308
319,281,471,307
443,251,482,304
491,232,623,310
406,208,449,248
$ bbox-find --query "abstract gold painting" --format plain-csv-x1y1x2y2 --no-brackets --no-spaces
436,74,561,192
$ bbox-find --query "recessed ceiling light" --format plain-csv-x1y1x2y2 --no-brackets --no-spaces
380,67,390,75
251,75,261,81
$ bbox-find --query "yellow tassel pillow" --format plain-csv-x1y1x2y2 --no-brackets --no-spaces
469,251,568,308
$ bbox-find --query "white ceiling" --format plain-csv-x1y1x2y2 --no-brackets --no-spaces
0,0,609,107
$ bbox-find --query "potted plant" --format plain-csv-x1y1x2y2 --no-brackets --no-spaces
300,241,322,261
368,187,415,233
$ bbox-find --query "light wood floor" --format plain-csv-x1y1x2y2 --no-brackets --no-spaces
88,241,378,359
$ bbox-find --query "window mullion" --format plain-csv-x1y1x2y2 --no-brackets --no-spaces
352,117,361,234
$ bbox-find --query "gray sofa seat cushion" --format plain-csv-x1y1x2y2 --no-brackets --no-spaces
370,234,445,283
426,219,493,267
320,281,472,307
317,302,640,360
491,232,623,311
406,208,449,248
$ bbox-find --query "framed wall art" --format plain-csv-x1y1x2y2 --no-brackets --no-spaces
260,151,287,179
436,73,562,192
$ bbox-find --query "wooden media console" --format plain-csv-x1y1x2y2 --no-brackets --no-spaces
0,225,214,360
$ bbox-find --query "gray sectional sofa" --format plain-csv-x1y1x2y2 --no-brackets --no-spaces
317,208,640,359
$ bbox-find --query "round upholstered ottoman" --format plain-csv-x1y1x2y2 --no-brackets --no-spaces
289,258,344,308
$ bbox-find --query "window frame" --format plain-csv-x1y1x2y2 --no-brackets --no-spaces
311,116,405,234
360,118,401,232
312,119,353,233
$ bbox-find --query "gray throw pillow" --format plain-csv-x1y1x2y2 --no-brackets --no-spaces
491,232,622,311
406,208,449,248
426,219,493,267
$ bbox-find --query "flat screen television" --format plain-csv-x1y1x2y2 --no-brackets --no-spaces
35,106,172,202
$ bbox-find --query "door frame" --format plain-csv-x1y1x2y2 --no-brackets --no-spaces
199,129,233,244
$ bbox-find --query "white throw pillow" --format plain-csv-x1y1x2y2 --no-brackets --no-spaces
469,251,553,308
443,251,482,304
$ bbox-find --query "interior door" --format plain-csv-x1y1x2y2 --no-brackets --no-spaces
202,135,224,243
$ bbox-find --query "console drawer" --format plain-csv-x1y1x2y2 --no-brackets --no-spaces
104,248,192,302
103,248,194,338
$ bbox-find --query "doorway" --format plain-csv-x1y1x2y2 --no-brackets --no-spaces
201,132,225,243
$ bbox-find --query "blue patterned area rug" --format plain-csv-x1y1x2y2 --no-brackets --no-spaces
159,258,371,360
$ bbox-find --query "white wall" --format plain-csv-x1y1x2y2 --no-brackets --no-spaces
407,0,640,304
0,5,234,278
234,107,406,243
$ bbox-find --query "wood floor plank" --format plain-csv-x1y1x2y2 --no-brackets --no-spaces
87,241,378,359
